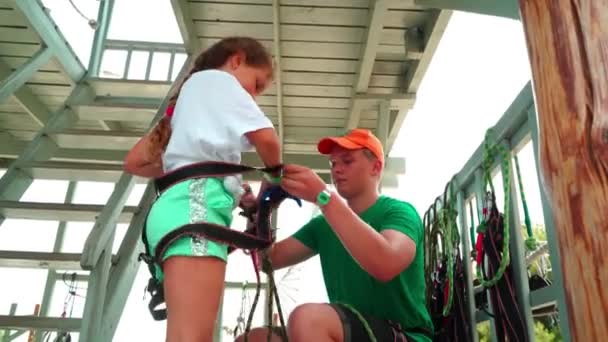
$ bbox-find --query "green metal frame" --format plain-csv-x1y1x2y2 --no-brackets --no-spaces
0,58,50,126
88,0,115,77
0,46,53,104
473,170,498,342
0,84,93,224
100,186,157,340
0,304,17,342
14,0,86,82
456,190,479,342
100,40,186,81
33,182,76,342
415,0,520,19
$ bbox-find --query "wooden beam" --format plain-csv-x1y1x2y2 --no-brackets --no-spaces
272,0,284,152
376,100,390,150
415,0,519,19
387,9,451,152
345,0,389,130
171,0,200,54
518,1,608,341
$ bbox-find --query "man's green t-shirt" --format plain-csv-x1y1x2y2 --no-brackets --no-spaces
292,195,433,342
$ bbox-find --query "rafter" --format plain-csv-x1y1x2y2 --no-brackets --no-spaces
415,0,519,19
344,0,389,130
387,9,451,152
272,0,284,153
171,0,201,54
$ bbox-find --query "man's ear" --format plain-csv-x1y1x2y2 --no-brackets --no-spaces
372,158,383,176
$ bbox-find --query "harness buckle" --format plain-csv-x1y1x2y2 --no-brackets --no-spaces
138,252,154,265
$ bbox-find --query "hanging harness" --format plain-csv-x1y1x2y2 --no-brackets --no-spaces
138,161,300,334
423,180,472,342
473,130,529,342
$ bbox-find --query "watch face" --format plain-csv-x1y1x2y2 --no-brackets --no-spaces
318,190,331,205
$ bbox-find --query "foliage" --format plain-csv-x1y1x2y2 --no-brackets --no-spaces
477,321,490,342
477,320,562,341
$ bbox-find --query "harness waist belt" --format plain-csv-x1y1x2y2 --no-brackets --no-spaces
154,161,282,194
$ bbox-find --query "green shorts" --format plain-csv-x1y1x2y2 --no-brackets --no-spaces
145,177,235,281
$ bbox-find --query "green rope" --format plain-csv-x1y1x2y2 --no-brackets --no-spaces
476,129,511,288
423,179,460,317
438,180,459,316
338,303,377,342
468,201,476,257
513,155,537,251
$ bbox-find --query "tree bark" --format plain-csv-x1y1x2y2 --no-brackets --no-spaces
518,1,608,341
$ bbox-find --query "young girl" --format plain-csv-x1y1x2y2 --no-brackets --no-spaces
124,37,281,342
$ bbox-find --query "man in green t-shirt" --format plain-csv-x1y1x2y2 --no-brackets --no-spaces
236,129,433,342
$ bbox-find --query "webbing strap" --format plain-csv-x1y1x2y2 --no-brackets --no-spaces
155,161,282,195
480,201,528,342
155,222,272,265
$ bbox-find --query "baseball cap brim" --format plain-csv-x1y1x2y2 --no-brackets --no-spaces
317,136,364,154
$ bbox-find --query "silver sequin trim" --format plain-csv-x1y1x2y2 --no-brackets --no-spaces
189,178,209,256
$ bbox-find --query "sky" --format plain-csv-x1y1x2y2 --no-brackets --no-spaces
0,1,549,341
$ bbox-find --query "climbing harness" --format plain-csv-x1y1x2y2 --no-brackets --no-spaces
138,161,299,342
423,179,472,342
474,130,528,342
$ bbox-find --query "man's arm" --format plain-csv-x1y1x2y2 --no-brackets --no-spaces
321,196,417,282
268,237,316,270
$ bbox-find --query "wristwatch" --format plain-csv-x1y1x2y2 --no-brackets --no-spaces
316,187,332,207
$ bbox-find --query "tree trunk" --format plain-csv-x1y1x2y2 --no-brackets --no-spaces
518,1,608,341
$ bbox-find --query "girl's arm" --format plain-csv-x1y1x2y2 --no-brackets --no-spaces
125,116,171,178
124,134,164,178
245,127,282,196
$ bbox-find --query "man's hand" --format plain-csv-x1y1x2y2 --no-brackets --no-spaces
280,164,327,203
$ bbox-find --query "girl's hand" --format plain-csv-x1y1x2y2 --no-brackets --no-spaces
238,183,257,211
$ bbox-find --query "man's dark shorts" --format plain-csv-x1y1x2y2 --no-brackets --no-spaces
269,303,432,341
330,303,411,341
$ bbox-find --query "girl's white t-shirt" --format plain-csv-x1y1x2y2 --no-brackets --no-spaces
162,69,273,173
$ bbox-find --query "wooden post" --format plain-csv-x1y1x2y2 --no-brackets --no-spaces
518,1,608,341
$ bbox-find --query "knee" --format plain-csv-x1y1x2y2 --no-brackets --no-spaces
287,303,328,338
234,327,277,342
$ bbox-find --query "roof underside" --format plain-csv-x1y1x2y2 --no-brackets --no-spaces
0,0,451,185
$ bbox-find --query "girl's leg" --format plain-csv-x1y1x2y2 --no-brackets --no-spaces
164,256,227,342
